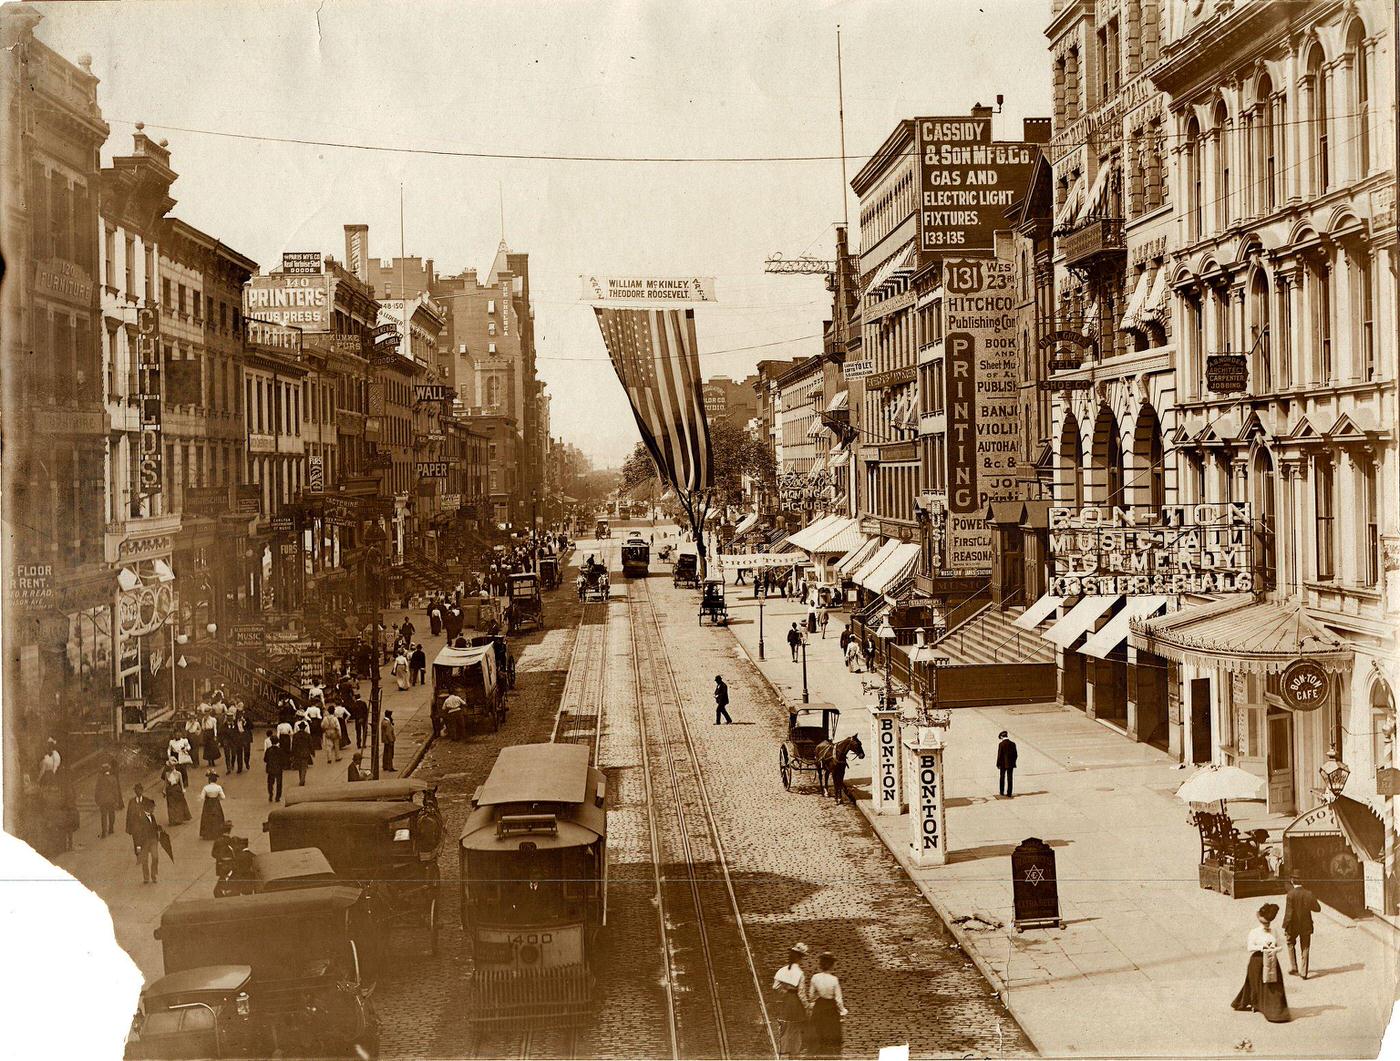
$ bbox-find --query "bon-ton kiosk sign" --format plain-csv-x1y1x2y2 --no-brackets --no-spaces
1049,503,1254,596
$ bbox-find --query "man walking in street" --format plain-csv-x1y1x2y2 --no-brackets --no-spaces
352,694,369,748
94,762,123,839
263,729,286,803
714,675,733,725
381,711,397,772
410,643,427,686
996,730,1018,797
787,623,803,663
1284,875,1321,978
129,789,164,884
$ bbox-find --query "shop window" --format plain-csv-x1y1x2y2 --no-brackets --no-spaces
1314,454,1335,581
1362,459,1379,587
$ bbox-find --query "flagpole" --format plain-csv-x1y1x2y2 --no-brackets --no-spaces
837,26,849,230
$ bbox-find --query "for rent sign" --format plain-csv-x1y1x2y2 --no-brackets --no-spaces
1048,503,1255,596
943,257,1018,575
917,117,1037,253
245,274,333,332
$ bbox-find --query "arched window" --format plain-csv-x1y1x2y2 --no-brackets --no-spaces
1370,680,1394,776
1350,21,1370,177
1308,44,1328,193
1257,75,1277,210
1059,414,1084,508
1250,269,1271,390
1130,404,1165,509
1186,116,1203,239
1214,101,1231,229
1090,405,1123,506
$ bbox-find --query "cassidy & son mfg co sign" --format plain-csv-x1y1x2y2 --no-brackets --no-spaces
1049,503,1255,596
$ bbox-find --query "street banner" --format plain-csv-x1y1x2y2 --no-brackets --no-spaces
943,256,1017,575
594,306,713,494
916,116,1036,254
717,552,800,571
582,275,718,306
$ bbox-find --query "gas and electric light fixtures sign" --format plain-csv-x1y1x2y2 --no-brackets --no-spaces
917,117,1036,253
1049,503,1255,596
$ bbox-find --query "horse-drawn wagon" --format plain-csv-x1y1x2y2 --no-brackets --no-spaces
698,579,728,625
779,705,864,802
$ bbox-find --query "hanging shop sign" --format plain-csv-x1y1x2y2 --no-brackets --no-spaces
842,358,874,380
415,383,453,403
269,513,296,533
372,323,401,342
865,366,918,391
1206,354,1249,394
231,622,265,648
916,117,1036,253
943,257,1017,575
136,313,163,498
306,455,325,495
235,484,262,517
183,485,230,517
1048,503,1254,596
1040,377,1093,391
281,251,322,275
580,275,718,306
1278,658,1331,712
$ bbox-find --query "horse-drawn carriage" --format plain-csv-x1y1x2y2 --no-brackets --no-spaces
672,552,699,588
433,643,506,733
538,554,560,590
595,519,610,539
698,579,728,625
779,705,864,801
579,560,609,603
505,573,543,633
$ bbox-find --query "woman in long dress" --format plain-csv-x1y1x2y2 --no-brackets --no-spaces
163,759,191,826
771,944,810,1058
392,650,410,691
166,733,193,786
844,638,864,673
198,771,227,840
1230,902,1291,1022
807,951,848,1057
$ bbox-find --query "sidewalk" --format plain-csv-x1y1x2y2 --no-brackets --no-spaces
51,624,449,981
724,591,1398,1058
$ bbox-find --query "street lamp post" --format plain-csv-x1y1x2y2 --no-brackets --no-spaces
800,627,810,704
877,617,896,709
758,580,767,661
363,522,387,780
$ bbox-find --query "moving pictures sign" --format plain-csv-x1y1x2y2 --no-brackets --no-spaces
943,257,1017,575
917,117,1036,253
1048,503,1255,596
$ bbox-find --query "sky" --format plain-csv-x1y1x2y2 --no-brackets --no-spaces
32,0,1051,468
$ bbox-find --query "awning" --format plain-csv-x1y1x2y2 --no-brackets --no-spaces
809,456,828,476
808,518,863,556
1141,265,1170,325
1283,795,1384,862
899,389,920,430
807,418,828,438
1080,596,1171,660
1120,267,1154,334
864,239,915,298
825,391,849,413
1044,594,1119,650
828,448,850,469
1014,592,1065,630
1083,159,1117,219
733,512,758,537
1129,596,1353,676
1082,297,1100,338
836,537,879,577
852,539,901,588
985,501,1026,525
860,542,920,596
787,514,840,553
1054,174,1085,233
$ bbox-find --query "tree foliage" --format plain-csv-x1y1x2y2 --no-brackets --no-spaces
617,418,773,509
620,446,658,492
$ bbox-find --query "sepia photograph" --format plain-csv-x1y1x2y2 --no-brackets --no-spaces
1,0,1396,1058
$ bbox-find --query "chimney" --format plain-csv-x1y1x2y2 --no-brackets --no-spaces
1023,117,1052,144
971,103,994,122
344,224,370,284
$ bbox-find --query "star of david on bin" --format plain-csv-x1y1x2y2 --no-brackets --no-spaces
1024,864,1047,886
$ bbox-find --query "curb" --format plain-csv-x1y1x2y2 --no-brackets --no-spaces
400,729,436,780
725,615,1047,1057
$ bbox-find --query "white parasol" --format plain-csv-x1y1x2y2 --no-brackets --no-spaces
1174,764,1265,804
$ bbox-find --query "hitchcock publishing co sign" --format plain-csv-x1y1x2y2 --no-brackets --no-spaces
1049,503,1255,596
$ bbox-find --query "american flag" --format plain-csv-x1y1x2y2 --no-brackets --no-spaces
595,307,713,493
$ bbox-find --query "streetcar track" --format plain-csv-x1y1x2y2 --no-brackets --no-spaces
629,577,777,1060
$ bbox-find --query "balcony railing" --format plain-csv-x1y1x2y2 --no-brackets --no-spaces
1062,216,1126,268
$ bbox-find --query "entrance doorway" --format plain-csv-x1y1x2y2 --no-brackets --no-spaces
1267,708,1296,814
1190,678,1213,764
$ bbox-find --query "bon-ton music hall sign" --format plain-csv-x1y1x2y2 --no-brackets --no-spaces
917,117,1036,253
1049,503,1254,596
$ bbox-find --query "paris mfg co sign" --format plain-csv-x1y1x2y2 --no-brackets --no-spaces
1049,503,1255,596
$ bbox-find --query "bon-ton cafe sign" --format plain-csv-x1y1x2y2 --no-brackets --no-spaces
1049,503,1254,596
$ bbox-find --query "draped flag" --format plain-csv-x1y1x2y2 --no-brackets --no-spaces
595,306,713,493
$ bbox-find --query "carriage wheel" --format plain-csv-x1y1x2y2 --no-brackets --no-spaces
488,704,500,732
427,896,439,956
779,746,792,790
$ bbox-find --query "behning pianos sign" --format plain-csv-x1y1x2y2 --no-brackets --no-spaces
1049,503,1255,596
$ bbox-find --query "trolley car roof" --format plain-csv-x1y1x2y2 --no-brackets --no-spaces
458,798,606,850
475,743,593,807
283,778,434,806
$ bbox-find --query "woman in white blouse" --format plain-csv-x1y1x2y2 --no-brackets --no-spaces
198,770,227,840
807,951,848,1057
1230,902,1291,1022
771,943,809,1058
166,733,193,785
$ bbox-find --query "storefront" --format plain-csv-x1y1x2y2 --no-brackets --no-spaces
1282,795,1385,918
114,556,179,729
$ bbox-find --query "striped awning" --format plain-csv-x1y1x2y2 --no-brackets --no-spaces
1014,593,1065,630
864,239,916,298
1080,596,1172,660
1083,159,1117,219
1129,596,1353,676
732,512,758,537
807,418,828,438
1054,173,1084,232
787,515,840,553
836,536,878,577
808,518,863,556
825,391,849,413
1044,594,1119,650
1141,266,1170,325
860,542,920,596
1120,267,1154,334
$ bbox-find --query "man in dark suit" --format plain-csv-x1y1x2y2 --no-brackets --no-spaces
996,731,1018,797
128,791,163,884
1283,876,1321,977
714,675,733,725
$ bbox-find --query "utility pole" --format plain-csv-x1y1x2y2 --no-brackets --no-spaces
363,521,387,779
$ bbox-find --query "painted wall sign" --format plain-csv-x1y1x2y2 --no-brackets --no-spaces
281,251,323,275
416,461,449,479
245,274,333,332
33,258,94,305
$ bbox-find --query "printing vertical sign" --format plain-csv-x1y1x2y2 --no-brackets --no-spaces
942,257,1017,574
136,307,162,498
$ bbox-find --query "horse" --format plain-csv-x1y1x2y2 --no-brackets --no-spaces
815,733,865,803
